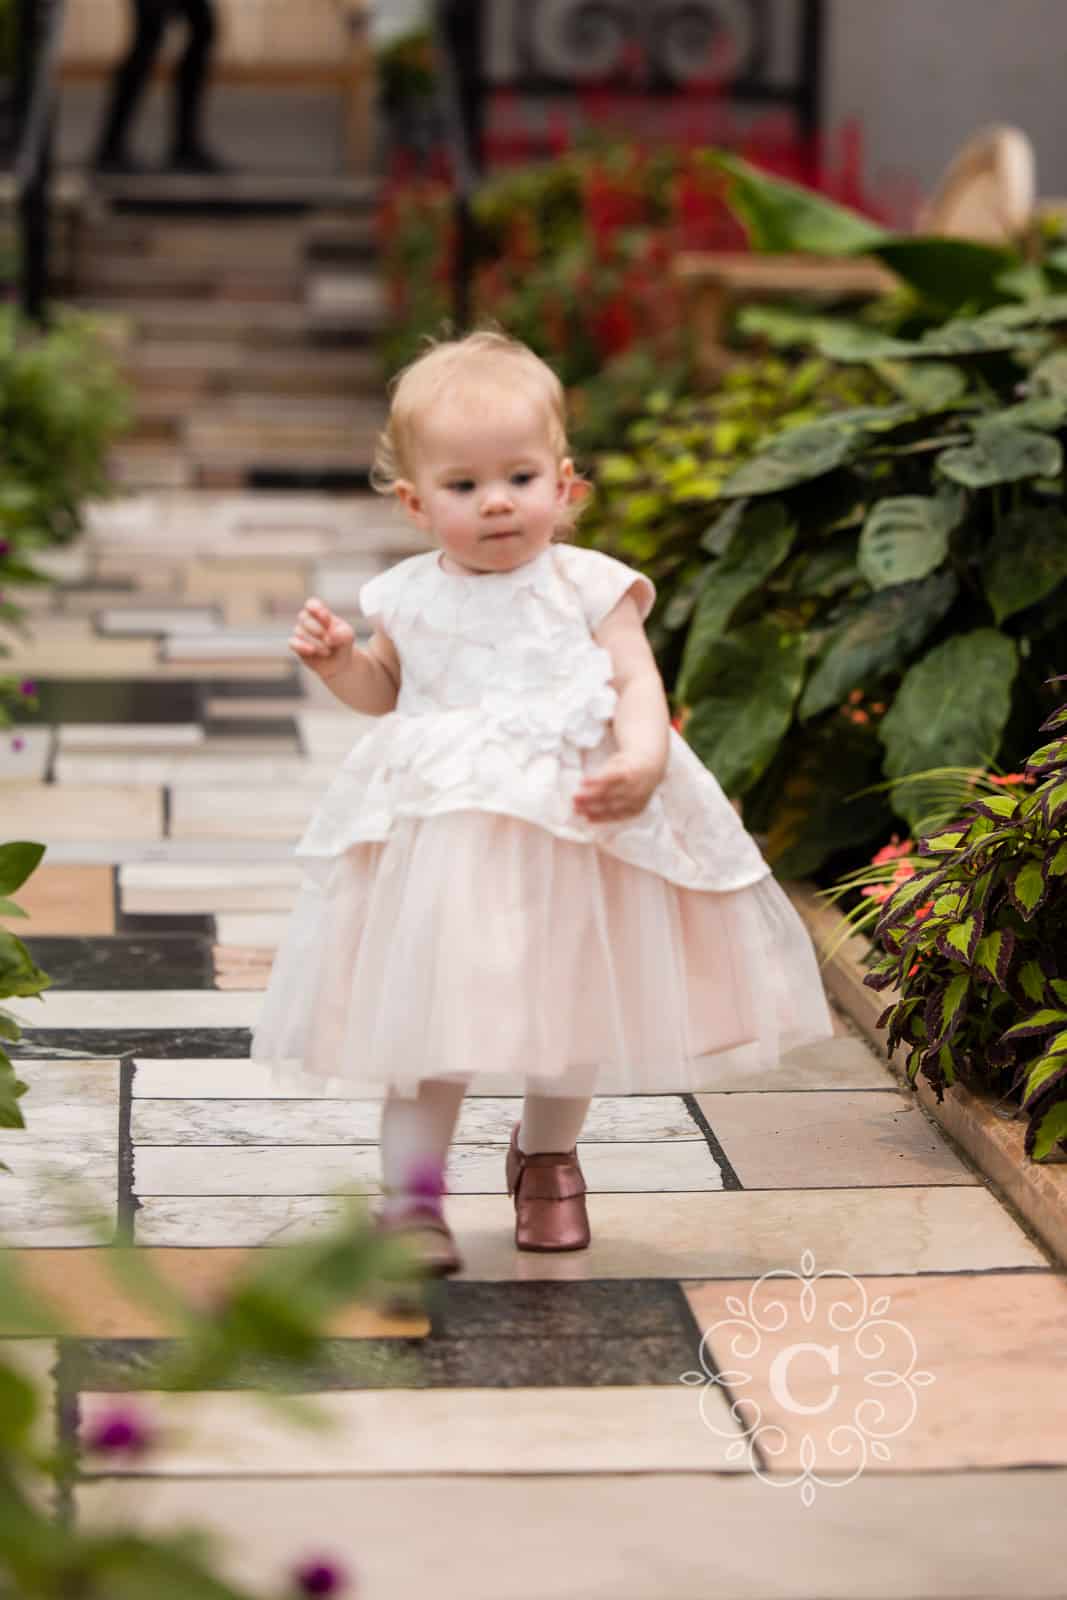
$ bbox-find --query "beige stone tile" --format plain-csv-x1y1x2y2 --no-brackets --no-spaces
0,864,114,934
685,1272,1067,1472
135,1188,1048,1270
711,1035,895,1092
120,861,301,915
212,945,273,989
78,1386,746,1477
3,618,160,676
0,785,163,842
170,787,315,839
698,1090,976,1187
75,1469,1067,1598
0,731,51,782
1,1248,425,1338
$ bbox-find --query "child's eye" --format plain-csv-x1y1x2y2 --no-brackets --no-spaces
511,471,535,486
448,480,475,493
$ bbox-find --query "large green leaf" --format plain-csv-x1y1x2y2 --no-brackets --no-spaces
983,507,1067,623
708,151,887,254
876,361,969,411
761,719,895,878
677,502,795,702
938,425,1063,488
1031,348,1067,397
857,491,963,590
0,842,45,897
798,570,959,720
880,630,1019,827
870,238,1022,313
683,622,806,796
719,421,857,498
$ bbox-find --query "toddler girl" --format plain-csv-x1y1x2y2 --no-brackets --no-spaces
252,329,834,1276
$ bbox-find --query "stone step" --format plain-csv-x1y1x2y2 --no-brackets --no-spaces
80,218,307,269
119,342,381,398
109,444,196,491
304,212,378,263
77,257,302,302
184,416,379,467
305,270,388,334
86,170,379,212
81,298,312,345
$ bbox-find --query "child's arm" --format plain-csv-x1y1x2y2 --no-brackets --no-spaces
574,592,670,822
290,597,400,716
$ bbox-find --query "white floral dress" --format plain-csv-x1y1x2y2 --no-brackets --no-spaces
252,541,833,1098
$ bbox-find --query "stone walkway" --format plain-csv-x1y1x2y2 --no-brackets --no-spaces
3,207,1065,1600
4,485,1065,1598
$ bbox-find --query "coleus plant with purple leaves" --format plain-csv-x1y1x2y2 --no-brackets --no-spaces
865,678,1067,1161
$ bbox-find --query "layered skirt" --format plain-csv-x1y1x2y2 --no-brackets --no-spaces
251,809,834,1099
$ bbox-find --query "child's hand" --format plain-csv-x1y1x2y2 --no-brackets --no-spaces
289,597,355,681
573,754,663,823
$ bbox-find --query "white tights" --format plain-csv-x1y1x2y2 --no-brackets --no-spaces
378,1078,592,1218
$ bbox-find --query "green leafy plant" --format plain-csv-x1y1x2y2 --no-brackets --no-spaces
0,841,48,1149
863,680,1067,1162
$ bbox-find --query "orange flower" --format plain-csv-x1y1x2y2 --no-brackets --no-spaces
989,772,1036,787
861,883,893,903
872,836,913,866
851,709,870,725
913,901,934,920
847,689,864,705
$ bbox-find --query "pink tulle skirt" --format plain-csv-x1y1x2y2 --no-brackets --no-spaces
251,810,833,1098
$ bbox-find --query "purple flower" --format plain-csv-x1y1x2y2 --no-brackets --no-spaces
19,679,36,698
84,1405,153,1456
11,736,25,752
407,1156,446,1203
0,541,8,557
293,1558,349,1595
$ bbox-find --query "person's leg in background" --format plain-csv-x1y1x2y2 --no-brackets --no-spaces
91,0,169,172
167,0,228,171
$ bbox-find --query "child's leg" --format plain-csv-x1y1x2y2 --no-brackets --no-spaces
518,1093,592,1154
378,1077,468,1219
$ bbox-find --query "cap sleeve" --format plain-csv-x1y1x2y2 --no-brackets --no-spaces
358,568,394,632
558,544,656,631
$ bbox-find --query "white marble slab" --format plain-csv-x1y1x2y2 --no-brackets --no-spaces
213,913,290,947
27,541,91,581
161,629,291,663
54,753,326,787
77,1386,746,1477
71,1470,1067,1600
131,1139,722,1197
169,787,315,840
46,839,296,865
95,607,220,636
120,861,301,914
1,1061,120,1244
10,1060,120,1139
57,724,205,750
0,730,52,782
132,1185,1049,1268
129,1089,697,1143
10,990,259,1031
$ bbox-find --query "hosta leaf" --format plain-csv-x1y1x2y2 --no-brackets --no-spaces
791,535,860,598
938,426,1063,488
719,422,856,498
798,570,958,721
935,914,983,965
676,502,796,702
1008,858,1048,918
710,151,888,254
1000,1008,1067,1043
983,508,1067,624
915,313,1043,352
1029,1098,1067,1161
880,631,1019,828
857,492,961,591
925,974,971,1048
1031,348,1067,397
973,929,1015,986
683,622,806,796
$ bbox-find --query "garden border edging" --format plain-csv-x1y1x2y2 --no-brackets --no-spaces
786,882,1067,1268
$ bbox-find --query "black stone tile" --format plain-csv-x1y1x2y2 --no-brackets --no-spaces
115,912,216,936
245,467,372,493
207,675,301,700
431,1281,696,1342
61,1322,704,1390
24,936,214,990
18,680,203,725
203,717,300,741
11,1028,250,1059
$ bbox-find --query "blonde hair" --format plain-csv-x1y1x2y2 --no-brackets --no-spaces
371,327,589,539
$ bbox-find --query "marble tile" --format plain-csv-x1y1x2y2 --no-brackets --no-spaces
309,557,388,610
119,862,300,914
1,1067,119,1245
57,724,205,750
0,786,163,842
11,990,258,1031
77,1385,746,1476
2,1250,425,1338
203,696,306,720
49,840,294,866
169,786,316,839
699,1090,978,1187
95,607,220,636
16,678,202,725
53,753,321,788
161,628,292,664
684,1272,1067,1473
131,1140,722,1197
129,1087,698,1142
712,1034,895,1092
12,1028,249,1061
26,541,91,582
25,936,212,990
0,865,115,934
74,1469,1067,1599
212,913,289,947
0,729,52,781
134,1187,1049,1268
9,1059,120,1136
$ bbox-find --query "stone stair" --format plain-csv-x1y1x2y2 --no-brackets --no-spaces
72,183,388,491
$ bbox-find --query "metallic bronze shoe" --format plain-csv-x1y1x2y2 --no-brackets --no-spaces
505,1122,591,1252
373,1200,462,1277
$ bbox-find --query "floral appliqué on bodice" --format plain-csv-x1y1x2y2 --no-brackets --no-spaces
295,542,770,893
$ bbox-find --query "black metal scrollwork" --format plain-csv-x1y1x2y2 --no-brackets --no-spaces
513,0,773,90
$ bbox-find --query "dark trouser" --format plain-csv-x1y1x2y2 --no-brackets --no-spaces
95,0,217,159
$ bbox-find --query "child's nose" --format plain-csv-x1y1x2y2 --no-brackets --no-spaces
481,484,514,513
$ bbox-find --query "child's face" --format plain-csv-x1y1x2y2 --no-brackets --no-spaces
395,398,574,575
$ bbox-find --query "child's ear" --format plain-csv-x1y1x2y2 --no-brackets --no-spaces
558,457,588,504
395,479,429,528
